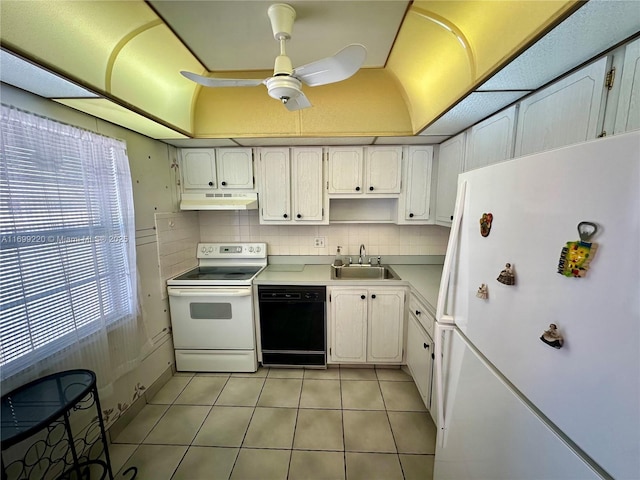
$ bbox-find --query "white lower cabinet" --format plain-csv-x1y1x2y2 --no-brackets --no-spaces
329,287,405,364
406,311,434,410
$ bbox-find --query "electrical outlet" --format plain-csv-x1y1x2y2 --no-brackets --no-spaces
314,237,325,248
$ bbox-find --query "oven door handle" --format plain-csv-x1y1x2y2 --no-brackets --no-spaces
167,287,252,297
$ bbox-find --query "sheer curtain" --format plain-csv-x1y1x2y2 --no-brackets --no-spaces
0,105,141,397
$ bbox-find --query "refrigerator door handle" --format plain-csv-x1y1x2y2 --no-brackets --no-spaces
434,321,454,448
436,180,467,324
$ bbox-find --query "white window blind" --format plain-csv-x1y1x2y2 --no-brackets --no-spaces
0,105,138,381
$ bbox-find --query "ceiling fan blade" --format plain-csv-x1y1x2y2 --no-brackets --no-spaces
180,71,265,88
283,92,312,111
293,44,367,87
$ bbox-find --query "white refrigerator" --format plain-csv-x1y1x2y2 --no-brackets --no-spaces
433,131,640,479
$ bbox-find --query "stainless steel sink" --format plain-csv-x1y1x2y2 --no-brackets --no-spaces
331,264,399,280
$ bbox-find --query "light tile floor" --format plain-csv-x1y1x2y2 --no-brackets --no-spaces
109,367,436,480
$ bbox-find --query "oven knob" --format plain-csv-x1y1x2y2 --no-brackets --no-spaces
249,247,254,252
208,247,214,253
256,246,261,253
201,246,206,253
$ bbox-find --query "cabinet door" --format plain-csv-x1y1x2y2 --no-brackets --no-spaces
329,288,368,363
291,147,324,222
465,105,516,171
259,148,290,222
367,288,404,363
435,132,465,227
406,312,433,409
327,147,364,194
216,148,254,189
181,149,216,190
365,146,402,194
402,146,433,222
515,57,608,156
614,37,640,134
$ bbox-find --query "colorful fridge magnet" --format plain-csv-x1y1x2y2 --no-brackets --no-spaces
557,222,598,278
479,213,493,237
540,323,564,349
496,263,515,285
476,284,488,299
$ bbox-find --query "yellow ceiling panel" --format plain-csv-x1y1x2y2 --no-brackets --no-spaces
194,73,301,138
110,24,202,133
387,11,474,133
299,69,412,137
193,69,411,138
415,1,578,78
388,0,579,133
55,98,188,140
0,0,158,90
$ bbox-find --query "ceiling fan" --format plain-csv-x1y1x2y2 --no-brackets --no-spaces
180,3,367,111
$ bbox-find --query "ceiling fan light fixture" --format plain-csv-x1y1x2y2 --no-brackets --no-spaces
267,3,296,41
266,76,302,102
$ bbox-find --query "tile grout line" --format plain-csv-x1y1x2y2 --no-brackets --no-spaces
285,371,306,479
228,373,269,479
377,376,407,480
171,373,233,479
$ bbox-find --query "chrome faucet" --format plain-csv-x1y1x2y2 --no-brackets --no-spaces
359,244,366,264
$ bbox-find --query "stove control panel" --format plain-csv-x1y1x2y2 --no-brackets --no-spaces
197,243,267,258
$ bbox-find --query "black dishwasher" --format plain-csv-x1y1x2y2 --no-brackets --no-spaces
258,285,326,367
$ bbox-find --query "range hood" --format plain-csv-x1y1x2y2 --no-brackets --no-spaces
180,192,259,211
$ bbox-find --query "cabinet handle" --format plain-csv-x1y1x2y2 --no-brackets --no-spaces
360,295,366,299
221,181,227,186
371,294,376,299
369,186,374,191
208,181,214,187
283,213,288,218
450,215,454,221
415,310,421,316
424,343,429,349
409,213,414,218
355,186,361,191
297,214,302,219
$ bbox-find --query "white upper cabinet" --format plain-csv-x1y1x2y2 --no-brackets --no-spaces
435,132,465,227
514,57,609,157
398,146,434,224
465,105,517,171
181,149,217,190
259,148,291,222
181,148,254,191
215,148,254,189
614,37,640,135
364,146,402,194
327,146,364,194
328,146,401,196
291,147,325,222
258,147,327,224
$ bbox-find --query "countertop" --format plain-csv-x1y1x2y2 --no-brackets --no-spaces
255,263,443,314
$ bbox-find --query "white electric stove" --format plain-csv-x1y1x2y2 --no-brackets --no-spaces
167,243,267,372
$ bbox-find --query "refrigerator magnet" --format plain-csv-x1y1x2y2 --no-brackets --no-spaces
476,284,488,299
540,323,564,349
479,213,493,237
496,263,515,285
557,222,598,278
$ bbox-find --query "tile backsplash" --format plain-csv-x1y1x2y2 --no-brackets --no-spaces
198,211,450,257
155,211,199,282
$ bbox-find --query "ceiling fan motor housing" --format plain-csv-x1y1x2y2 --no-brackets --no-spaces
266,76,302,103
267,3,296,40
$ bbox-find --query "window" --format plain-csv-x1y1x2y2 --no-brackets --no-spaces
0,106,138,381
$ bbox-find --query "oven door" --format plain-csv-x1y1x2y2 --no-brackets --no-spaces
167,286,255,350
